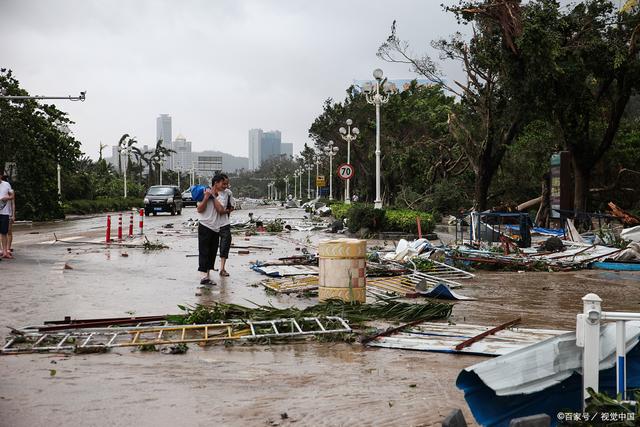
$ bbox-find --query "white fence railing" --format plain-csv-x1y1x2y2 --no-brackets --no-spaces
576,293,640,406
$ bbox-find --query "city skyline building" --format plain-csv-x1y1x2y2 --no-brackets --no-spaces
248,128,285,170
156,114,172,168
248,128,262,171
281,143,293,158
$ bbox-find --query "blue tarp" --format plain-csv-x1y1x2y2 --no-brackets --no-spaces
505,224,565,237
456,344,640,427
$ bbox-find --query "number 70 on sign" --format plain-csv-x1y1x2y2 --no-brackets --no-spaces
337,163,355,180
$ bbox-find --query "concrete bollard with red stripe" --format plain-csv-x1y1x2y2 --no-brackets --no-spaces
106,215,111,243
117,213,123,241
139,209,144,235
129,212,134,237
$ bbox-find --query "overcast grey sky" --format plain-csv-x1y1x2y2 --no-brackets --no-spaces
1,0,464,160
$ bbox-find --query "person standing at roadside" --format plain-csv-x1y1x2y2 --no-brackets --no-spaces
196,174,227,285
2,175,15,255
0,174,15,259
214,174,235,277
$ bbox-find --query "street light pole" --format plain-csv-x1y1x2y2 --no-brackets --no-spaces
339,119,359,204
121,146,129,198
306,164,312,200
293,172,297,200
159,155,165,185
323,141,339,201
56,123,70,204
363,69,396,209
314,154,321,199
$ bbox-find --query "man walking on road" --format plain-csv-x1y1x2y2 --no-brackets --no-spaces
0,174,15,259
215,174,235,277
196,174,227,285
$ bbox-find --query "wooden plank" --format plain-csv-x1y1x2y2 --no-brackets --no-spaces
454,318,521,351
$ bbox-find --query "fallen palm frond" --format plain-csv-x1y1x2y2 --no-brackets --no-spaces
169,298,452,327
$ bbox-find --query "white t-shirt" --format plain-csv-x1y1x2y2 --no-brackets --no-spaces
214,189,234,229
197,196,219,232
0,181,12,216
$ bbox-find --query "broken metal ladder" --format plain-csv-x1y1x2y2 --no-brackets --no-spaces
2,317,351,354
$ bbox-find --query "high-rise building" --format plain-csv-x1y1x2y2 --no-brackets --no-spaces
281,143,293,157
156,114,172,167
261,130,282,165
248,128,262,171
248,128,282,170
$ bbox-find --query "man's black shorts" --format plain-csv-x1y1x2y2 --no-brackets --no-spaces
0,215,9,235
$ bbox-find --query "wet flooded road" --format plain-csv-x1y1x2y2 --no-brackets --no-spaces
1,206,639,426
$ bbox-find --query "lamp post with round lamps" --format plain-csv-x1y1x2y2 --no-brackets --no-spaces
306,163,313,200
298,168,304,199
338,119,359,204
323,141,339,200
314,154,322,199
363,68,396,209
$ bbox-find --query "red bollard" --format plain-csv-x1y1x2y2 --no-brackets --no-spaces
129,212,134,237
416,216,422,240
118,214,123,241
139,209,144,235
106,215,111,243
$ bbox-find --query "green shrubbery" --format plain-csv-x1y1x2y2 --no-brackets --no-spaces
347,204,386,232
329,202,351,220
63,197,143,215
330,202,435,234
385,209,435,234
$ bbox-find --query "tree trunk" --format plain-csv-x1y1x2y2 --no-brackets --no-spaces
473,166,491,211
573,160,590,214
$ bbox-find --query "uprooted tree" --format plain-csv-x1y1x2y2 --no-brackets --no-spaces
378,2,529,211
511,0,640,212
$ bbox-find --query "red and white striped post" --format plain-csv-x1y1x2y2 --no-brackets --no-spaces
129,212,134,237
105,215,111,243
139,208,144,235
117,213,123,241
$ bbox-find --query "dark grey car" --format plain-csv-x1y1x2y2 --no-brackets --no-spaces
144,185,183,216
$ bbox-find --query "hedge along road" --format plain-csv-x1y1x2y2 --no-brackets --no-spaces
1,204,639,426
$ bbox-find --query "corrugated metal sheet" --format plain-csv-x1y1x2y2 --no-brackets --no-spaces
367,322,568,356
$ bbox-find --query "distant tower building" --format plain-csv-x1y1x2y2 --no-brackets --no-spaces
172,134,193,172
260,130,282,166
156,114,172,167
248,129,282,170
248,129,263,171
281,143,293,157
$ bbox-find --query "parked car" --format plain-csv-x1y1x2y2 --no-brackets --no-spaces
143,185,183,216
181,186,197,207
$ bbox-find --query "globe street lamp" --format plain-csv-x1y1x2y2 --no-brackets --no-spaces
298,168,304,199
285,175,289,198
314,154,322,199
363,68,396,209
306,163,313,200
158,153,166,185
323,141,339,200
338,119,359,204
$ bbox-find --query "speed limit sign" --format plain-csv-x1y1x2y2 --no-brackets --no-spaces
337,163,354,180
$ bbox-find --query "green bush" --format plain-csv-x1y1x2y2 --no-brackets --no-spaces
385,209,435,234
63,197,143,215
347,204,386,232
330,202,350,220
